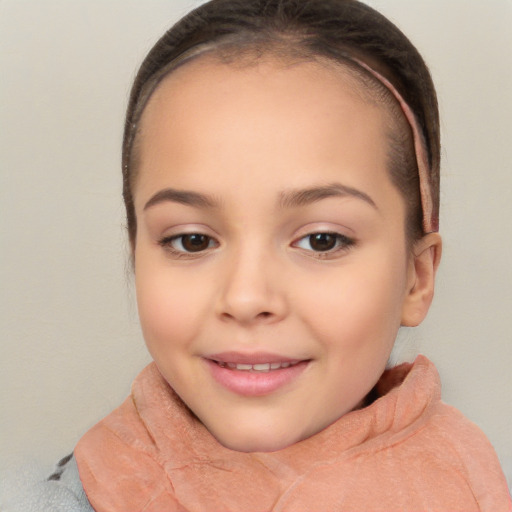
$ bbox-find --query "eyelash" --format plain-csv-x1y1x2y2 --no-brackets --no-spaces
292,232,355,258
158,233,218,259
159,231,354,260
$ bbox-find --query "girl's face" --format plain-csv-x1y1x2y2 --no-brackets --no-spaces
133,57,420,452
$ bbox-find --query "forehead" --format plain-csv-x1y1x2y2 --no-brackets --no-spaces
137,55,388,166
142,53,381,123
132,54,399,216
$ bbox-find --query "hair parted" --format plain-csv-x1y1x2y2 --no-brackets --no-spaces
122,0,440,245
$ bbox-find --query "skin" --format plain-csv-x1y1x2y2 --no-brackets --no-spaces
132,56,441,452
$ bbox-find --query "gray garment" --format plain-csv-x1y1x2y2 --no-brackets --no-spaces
0,454,94,512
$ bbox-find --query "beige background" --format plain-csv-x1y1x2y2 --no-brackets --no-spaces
1,0,511,476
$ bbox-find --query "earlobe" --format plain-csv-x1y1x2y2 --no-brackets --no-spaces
401,233,442,327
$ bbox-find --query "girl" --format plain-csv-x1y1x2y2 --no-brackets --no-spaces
2,0,510,510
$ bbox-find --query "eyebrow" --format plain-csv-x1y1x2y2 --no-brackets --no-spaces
143,188,218,210
143,182,377,212
279,183,377,210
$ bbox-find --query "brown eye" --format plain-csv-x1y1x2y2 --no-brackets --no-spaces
179,234,212,252
159,233,216,254
294,232,354,254
308,233,337,251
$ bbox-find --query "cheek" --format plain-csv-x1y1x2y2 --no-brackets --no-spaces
134,259,204,354
298,253,408,350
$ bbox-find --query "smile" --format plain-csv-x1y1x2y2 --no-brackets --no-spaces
205,354,309,396
213,360,301,372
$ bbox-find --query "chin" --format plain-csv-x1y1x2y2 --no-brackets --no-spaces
213,427,304,453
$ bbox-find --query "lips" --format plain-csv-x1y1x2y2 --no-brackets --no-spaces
214,360,301,372
205,352,309,396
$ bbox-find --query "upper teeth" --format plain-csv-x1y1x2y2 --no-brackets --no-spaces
216,361,297,372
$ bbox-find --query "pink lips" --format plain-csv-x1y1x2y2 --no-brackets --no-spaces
205,352,309,396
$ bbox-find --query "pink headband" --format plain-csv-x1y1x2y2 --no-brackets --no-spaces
350,58,438,234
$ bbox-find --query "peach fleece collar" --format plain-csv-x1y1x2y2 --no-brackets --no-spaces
75,356,443,511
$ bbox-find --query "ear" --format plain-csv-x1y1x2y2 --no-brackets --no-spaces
401,233,442,327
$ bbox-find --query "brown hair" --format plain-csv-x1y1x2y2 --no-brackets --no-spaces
122,0,440,245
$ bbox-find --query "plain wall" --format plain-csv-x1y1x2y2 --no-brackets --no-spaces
1,0,511,475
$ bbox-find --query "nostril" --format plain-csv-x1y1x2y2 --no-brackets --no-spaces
220,310,276,324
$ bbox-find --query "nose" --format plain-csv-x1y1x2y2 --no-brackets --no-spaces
216,246,288,325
